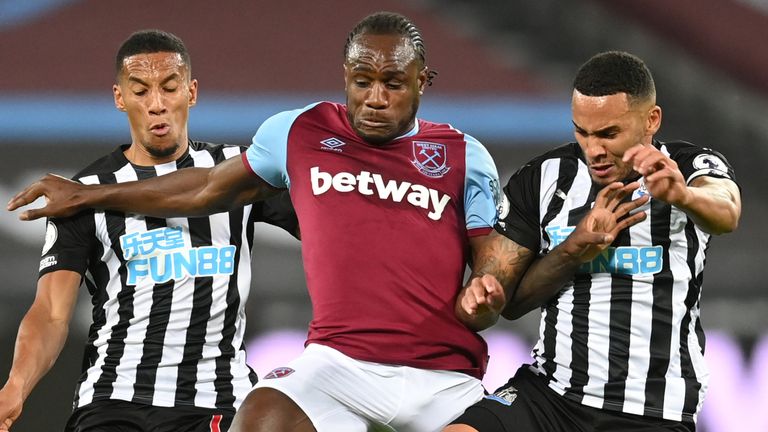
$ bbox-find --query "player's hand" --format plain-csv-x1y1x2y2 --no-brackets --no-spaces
623,143,690,207
6,174,85,221
457,274,506,328
0,385,23,431
560,181,649,263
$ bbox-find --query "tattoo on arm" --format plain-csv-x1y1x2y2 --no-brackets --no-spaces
471,232,536,293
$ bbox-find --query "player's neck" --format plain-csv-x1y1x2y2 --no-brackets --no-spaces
124,139,190,167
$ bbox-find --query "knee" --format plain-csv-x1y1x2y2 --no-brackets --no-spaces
230,388,315,432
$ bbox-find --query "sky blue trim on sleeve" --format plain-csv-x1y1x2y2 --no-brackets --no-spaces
464,133,500,230
245,102,322,189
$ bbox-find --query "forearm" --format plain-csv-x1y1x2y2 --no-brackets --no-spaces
83,167,224,217
503,247,580,320
83,156,274,218
4,308,69,400
677,180,741,234
458,232,535,330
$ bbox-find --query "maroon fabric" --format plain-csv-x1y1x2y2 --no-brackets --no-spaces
281,102,489,378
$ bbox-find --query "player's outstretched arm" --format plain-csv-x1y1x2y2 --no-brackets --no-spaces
456,231,536,331
503,182,648,320
0,271,80,431
623,144,741,234
7,156,280,220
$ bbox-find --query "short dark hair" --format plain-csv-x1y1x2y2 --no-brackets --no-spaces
573,51,655,105
115,29,190,77
344,11,437,85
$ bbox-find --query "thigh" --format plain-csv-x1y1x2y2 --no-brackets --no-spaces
394,368,485,432
64,400,146,432
250,344,370,432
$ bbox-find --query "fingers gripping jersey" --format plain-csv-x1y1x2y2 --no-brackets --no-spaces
496,141,737,423
244,102,500,378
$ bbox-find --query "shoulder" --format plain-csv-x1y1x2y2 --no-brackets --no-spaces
658,140,735,181
265,101,332,124
190,140,247,155
513,142,582,178
72,145,129,181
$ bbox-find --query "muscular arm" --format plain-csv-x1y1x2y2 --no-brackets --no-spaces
504,182,649,320
0,271,80,431
624,144,741,235
8,156,280,220
455,230,536,331
673,176,741,235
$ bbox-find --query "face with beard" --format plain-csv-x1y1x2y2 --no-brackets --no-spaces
113,51,198,165
343,33,428,145
571,89,661,186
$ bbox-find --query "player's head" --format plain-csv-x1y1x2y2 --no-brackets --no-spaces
113,29,198,163
343,11,434,145
571,50,662,185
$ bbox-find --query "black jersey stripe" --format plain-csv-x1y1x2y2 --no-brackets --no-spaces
679,220,703,420
602,225,635,409
174,214,214,405
213,207,246,407
74,213,103,408
563,181,597,400
92,172,135,400
565,273,591,402
643,200,675,417
131,180,172,404
539,158,580,380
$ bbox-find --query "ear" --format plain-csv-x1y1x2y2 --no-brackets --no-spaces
646,105,662,135
418,66,428,95
343,64,350,89
113,84,126,112
188,79,198,107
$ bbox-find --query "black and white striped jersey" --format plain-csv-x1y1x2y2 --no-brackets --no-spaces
496,140,737,423
38,141,297,411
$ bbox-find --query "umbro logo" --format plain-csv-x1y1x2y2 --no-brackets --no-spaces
320,137,346,152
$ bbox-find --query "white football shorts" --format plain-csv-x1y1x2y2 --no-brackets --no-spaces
253,343,485,432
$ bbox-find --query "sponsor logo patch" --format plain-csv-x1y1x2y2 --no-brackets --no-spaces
264,367,295,379
42,221,58,255
39,255,58,271
484,385,518,406
411,141,450,178
320,137,346,152
120,226,236,285
692,153,729,175
310,167,451,221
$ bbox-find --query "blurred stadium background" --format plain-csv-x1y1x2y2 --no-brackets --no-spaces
1,1,766,430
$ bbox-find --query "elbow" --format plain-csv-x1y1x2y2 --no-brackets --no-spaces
708,210,741,235
501,304,527,321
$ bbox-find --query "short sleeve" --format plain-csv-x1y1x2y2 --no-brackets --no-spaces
38,211,95,278
244,102,321,189
495,163,542,252
463,134,500,235
671,145,736,185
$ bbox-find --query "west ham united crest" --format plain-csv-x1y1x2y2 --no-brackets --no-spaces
264,367,295,379
411,141,450,178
